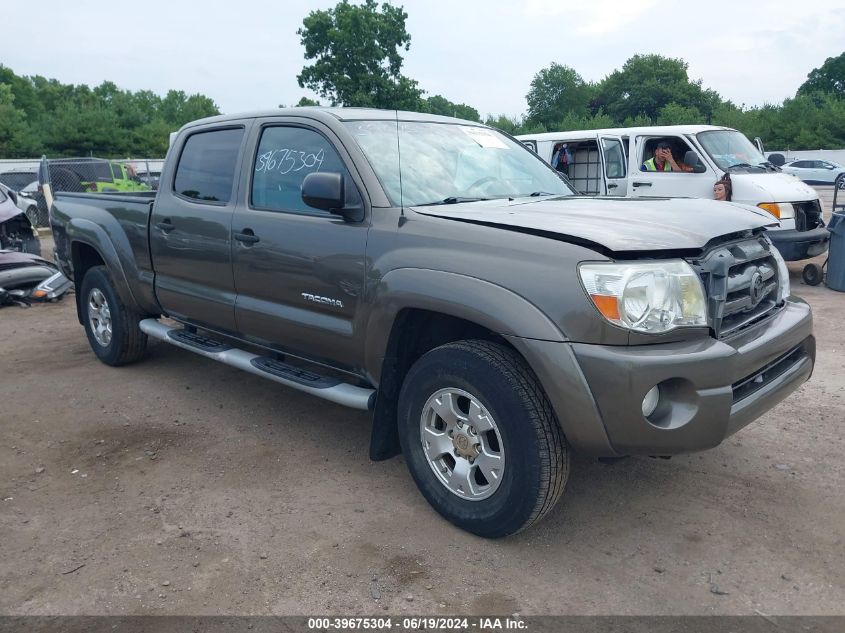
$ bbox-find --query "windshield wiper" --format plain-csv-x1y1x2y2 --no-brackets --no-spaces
528,191,556,197
725,162,765,172
416,196,489,206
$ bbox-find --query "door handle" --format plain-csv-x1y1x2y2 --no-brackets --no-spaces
155,219,175,232
632,182,652,187
234,230,260,245
607,183,618,189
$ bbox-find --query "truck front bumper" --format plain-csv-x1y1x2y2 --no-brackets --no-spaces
513,299,814,457
768,227,829,261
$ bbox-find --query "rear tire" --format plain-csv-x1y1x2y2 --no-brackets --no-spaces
397,340,569,538
80,265,147,366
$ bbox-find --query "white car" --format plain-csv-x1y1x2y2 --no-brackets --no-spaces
0,182,39,223
780,159,845,185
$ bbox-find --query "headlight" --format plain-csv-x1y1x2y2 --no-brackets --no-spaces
758,202,795,219
579,261,708,333
768,239,791,302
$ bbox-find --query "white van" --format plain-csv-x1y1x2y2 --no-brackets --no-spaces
517,125,829,262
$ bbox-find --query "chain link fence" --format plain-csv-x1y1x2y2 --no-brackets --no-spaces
0,157,164,227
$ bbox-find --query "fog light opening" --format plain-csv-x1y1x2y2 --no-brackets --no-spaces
642,385,661,418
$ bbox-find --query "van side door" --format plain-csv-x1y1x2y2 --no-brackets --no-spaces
599,136,627,196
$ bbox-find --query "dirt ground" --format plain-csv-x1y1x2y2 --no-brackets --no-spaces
1,236,843,617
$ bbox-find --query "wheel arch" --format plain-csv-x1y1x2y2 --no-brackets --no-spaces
365,269,566,461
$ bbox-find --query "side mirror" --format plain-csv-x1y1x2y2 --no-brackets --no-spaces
683,151,706,174
302,172,344,212
301,172,364,221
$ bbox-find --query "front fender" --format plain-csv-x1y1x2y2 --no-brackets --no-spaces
363,267,565,383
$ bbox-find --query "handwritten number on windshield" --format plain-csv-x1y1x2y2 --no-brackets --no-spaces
256,148,325,175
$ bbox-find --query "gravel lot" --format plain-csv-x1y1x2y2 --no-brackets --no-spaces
1,236,843,616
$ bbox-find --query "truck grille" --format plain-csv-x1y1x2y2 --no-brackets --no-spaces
795,200,823,231
693,236,782,339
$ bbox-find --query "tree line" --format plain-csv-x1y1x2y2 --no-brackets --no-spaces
0,66,220,158
2,0,844,159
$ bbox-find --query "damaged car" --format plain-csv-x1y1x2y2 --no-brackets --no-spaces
0,182,40,254
0,250,73,308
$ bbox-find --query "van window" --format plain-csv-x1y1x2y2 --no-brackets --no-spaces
640,136,696,173
696,130,767,170
601,138,626,179
174,128,244,203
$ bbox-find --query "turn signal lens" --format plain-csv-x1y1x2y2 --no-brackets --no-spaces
757,202,795,219
589,294,621,321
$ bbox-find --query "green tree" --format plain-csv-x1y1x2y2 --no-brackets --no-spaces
297,0,423,109
160,90,219,127
554,110,615,132
595,54,719,122
656,102,703,125
0,84,41,157
798,52,845,99
423,95,480,121
483,114,524,135
295,96,321,106
526,63,592,129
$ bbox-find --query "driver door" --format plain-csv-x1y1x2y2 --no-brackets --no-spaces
629,135,714,199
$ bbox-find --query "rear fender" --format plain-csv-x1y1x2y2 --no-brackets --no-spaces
66,217,141,313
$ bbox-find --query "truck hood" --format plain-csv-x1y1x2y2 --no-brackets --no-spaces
412,196,777,253
730,172,818,204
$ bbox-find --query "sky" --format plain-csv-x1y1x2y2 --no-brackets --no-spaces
3,0,844,119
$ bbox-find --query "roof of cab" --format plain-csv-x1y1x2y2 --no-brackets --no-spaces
516,125,733,141
178,107,485,132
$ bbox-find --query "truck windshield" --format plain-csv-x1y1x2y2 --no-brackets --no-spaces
696,130,768,171
345,120,575,206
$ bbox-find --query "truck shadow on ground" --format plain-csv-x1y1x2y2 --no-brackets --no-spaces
136,338,742,546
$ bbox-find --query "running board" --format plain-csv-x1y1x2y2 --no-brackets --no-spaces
139,319,375,411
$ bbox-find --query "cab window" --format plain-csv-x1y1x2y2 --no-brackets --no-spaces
250,126,359,215
174,127,245,203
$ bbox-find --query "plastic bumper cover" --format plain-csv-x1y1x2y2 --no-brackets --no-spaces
768,227,830,261
514,299,814,457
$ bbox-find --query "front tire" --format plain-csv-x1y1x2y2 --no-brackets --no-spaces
398,340,569,538
80,265,147,366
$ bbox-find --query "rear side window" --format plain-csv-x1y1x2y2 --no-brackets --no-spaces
112,164,122,179
174,128,244,203
251,126,356,214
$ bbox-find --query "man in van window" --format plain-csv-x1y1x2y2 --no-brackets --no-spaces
642,141,684,172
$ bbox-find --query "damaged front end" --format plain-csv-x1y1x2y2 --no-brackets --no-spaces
0,189,41,255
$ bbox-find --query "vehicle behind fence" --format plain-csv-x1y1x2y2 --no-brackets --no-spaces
0,157,163,227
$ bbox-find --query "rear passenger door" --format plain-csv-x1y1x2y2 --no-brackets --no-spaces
231,119,369,371
151,125,249,332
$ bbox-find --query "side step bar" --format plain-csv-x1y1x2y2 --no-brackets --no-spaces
139,319,375,411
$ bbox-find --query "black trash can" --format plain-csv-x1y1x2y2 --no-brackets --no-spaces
827,212,845,292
